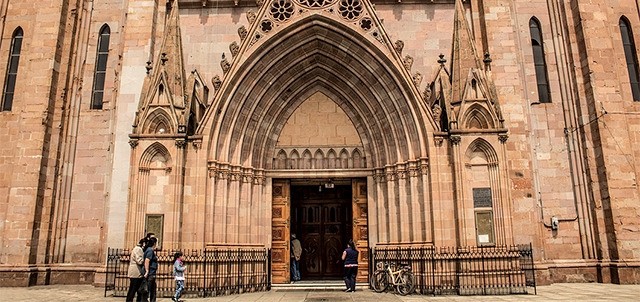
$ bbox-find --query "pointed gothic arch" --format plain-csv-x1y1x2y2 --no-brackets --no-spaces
142,108,174,134
465,138,498,164
204,15,432,170
461,104,495,130
140,142,172,168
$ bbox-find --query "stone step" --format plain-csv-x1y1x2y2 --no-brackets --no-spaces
271,280,364,291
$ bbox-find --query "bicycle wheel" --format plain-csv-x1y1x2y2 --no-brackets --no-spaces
396,271,415,296
371,270,389,293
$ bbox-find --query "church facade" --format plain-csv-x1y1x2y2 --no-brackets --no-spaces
1,0,640,286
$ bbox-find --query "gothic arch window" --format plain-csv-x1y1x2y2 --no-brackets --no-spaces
302,149,312,169
620,16,640,102
2,27,23,111
91,24,110,109
289,150,300,169
529,17,551,103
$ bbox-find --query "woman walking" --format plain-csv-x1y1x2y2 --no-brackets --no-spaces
125,238,147,302
341,239,359,292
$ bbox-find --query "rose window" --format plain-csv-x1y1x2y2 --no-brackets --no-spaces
270,0,294,22
339,0,362,21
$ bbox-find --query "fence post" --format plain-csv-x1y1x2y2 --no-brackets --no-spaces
267,248,272,291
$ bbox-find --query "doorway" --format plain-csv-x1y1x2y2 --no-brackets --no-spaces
291,183,352,280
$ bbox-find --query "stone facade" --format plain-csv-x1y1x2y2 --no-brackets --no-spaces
0,0,639,287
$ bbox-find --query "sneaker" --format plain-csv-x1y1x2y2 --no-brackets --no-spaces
171,298,177,302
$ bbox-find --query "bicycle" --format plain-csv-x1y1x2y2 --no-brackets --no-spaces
371,262,415,295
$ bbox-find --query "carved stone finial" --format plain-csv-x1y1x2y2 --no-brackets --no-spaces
394,40,404,54
432,103,442,125
238,26,248,41
160,53,168,65
412,72,423,86
483,52,493,71
403,55,413,71
221,54,231,74
422,84,432,101
247,10,257,24
438,54,446,66
145,61,153,74
230,41,240,58
211,75,222,91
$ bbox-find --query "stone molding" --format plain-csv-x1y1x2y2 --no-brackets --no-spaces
373,158,429,183
208,162,266,185
273,146,366,169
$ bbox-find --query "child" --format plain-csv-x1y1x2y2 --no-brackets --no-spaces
172,251,187,302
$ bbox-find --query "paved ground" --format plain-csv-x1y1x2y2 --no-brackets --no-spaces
1,283,639,301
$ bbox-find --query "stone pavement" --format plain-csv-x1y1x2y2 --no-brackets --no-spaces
1,283,640,301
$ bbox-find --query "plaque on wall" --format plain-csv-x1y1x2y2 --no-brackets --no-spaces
145,214,164,249
473,187,492,208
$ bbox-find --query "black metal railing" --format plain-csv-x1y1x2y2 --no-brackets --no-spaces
369,243,536,296
104,247,271,298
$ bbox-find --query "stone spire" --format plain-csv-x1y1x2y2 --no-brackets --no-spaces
449,0,483,104
133,0,189,135
156,0,186,109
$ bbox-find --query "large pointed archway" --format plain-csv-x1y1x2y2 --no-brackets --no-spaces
200,14,436,282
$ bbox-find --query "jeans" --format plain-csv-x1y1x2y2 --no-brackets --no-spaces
174,280,185,300
290,258,301,281
125,277,144,302
343,266,357,291
140,276,157,302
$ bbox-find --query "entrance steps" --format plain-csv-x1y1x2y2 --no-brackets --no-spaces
271,280,360,291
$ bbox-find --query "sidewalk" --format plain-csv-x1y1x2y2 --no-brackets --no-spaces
1,283,639,301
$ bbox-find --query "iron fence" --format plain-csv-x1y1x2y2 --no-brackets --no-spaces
104,247,271,298
369,243,536,296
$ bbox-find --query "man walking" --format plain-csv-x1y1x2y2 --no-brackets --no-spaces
290,233,302,283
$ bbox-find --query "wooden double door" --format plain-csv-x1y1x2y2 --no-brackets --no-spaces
291,184,352,279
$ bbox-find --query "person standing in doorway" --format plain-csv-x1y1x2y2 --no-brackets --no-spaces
290,233,302,283
341,239,358,292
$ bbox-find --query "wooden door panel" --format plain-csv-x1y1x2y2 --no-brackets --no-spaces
271,180,290,284
352,179,369,282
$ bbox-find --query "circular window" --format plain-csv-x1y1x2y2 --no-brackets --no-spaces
339,0,362,21
270,0,295,22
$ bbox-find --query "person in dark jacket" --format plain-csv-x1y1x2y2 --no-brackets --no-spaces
142,237,159,302
341,239,359,292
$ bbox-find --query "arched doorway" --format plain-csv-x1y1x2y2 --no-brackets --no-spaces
202,15,433,284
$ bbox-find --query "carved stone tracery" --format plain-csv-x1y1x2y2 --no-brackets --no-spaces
270,0,295,22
